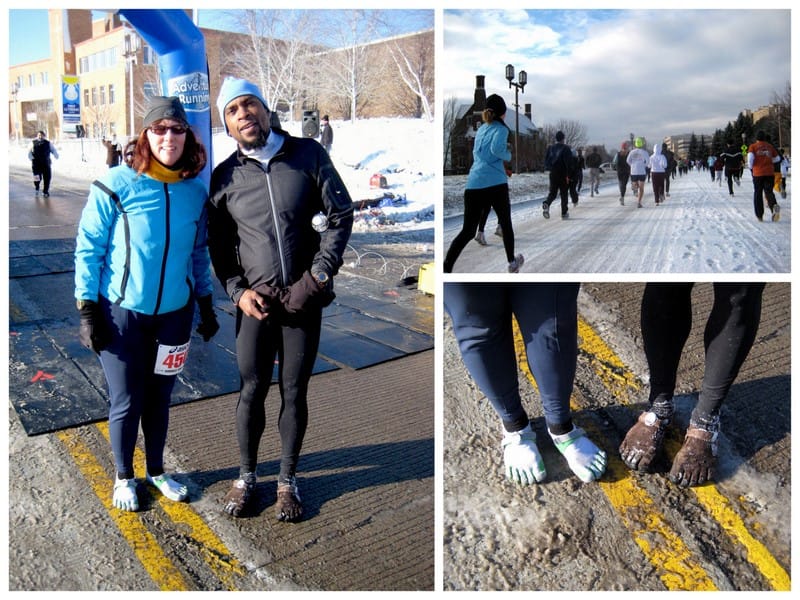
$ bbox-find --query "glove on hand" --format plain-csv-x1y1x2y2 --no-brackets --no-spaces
78,300,111,353
282,271,335,314
196,295,220,341
252,283,285,314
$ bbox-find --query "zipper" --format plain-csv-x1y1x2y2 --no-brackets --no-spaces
264,169,288,287
153,182,171,314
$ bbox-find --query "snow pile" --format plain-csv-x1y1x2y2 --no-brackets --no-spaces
9,117,437,234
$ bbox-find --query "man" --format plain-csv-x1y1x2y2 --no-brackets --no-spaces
208,77,354,521
319,114,333,154
613,142,631,205
584,146,602,196
719,139,743,196
747,130,781,222
102,134,122,168
28,130,59,197
541,131,572,220
661,142,677,198
626,137,649,208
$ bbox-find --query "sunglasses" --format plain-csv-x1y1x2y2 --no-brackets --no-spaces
148,124,187,136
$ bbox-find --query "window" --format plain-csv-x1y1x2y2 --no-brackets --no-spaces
91,87,97,105
40,72,48,85
100,86,106,105
28,73,35,86
84,89,90,107
109,84,116,105
143,82,158,99
143,45,156,65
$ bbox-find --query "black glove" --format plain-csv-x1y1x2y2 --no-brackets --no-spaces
78,300,111,353
252,283,285,314
282,271,335,314
195,294,220,341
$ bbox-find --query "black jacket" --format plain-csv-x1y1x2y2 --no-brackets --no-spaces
208,132,353,305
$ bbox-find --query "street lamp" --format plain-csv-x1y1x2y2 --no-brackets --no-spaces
505,64,527,174
123,30,140,139
10,82,20,142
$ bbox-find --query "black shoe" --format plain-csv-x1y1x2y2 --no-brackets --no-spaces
43,192,49,197
542,202,550,219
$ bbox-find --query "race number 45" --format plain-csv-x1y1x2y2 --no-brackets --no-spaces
154,341,191,376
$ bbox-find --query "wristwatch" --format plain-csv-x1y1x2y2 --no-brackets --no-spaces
313,272,329,287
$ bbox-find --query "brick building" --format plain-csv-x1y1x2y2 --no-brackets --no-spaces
9,9,434,141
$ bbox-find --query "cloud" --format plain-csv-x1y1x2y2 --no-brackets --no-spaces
443,9,791,148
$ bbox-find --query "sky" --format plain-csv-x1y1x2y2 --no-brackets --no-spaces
7,8,434,66
443,8,792,150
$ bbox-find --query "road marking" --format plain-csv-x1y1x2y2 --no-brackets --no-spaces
576,315,790,590
511,315,790,590
513,316,715,589
94,422,245,590
56,428,190,591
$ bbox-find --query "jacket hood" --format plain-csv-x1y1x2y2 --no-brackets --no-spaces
653,144,662,155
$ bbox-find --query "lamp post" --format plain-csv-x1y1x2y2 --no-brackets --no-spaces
10,82,20,142
505,64,527,174
123,30,140,139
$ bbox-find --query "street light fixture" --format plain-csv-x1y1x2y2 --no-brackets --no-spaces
505,64,527,174
123,30,140,139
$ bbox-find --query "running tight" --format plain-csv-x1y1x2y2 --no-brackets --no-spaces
444,183,515,272
444,283,579,433
234,309,321,481
641,283,764,428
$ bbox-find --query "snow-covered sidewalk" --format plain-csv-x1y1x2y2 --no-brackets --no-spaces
443,169,790,274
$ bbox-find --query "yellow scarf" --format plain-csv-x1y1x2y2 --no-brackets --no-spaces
146,159,183,183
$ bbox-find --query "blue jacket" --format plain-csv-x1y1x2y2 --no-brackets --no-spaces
466,120,511,190
75,165,214,315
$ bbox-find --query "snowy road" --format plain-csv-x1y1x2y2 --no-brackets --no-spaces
443,170,790,274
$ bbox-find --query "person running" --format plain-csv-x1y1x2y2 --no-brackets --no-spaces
584,146,602,197
720,140,743,196
626,137,649,207
613,141,631,205
747,130,781,222
777,149,790,199
661,143,677,198
28,130,59,197
443,93,523,273
649,143,668,205
542,130,573,220
619,283,765,487
445,282,607,486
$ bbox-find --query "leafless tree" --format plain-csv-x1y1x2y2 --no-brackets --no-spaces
442,96,459,170
388,32,434,121
317,10,385,121
226,10,323,119
540,119,588,149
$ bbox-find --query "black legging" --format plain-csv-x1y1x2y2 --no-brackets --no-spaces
444,183,514,272
234,308,322,481
641,283,764,425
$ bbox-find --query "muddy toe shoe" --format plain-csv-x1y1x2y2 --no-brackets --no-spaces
276,477,303,522
619,411,669,472
669,425,718,487
222,478,254,517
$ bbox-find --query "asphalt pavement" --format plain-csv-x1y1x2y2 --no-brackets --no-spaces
6,164,435,591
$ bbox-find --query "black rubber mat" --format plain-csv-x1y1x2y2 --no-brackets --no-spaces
9,239,433,435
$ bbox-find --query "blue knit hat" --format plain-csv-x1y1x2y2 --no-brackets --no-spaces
216,77,269,133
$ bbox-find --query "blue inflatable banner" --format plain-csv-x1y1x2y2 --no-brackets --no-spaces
119,9,212,188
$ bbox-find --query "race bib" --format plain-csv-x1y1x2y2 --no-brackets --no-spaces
154,341,190,376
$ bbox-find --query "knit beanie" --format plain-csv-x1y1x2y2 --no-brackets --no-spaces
216,77,270,133
485,94,507,117
142,96,188,129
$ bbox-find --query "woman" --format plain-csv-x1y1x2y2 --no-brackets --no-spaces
74,96,219,511
443,93,523,273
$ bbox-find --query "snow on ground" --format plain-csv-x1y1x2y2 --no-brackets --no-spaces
443,169,791,274
8,117,436,236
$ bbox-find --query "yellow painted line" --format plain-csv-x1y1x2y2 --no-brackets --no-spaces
580,315,790,591
577,318,641,402
95,422,245,590
56,428,190,591
663,437,791,592
512,316,717,590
